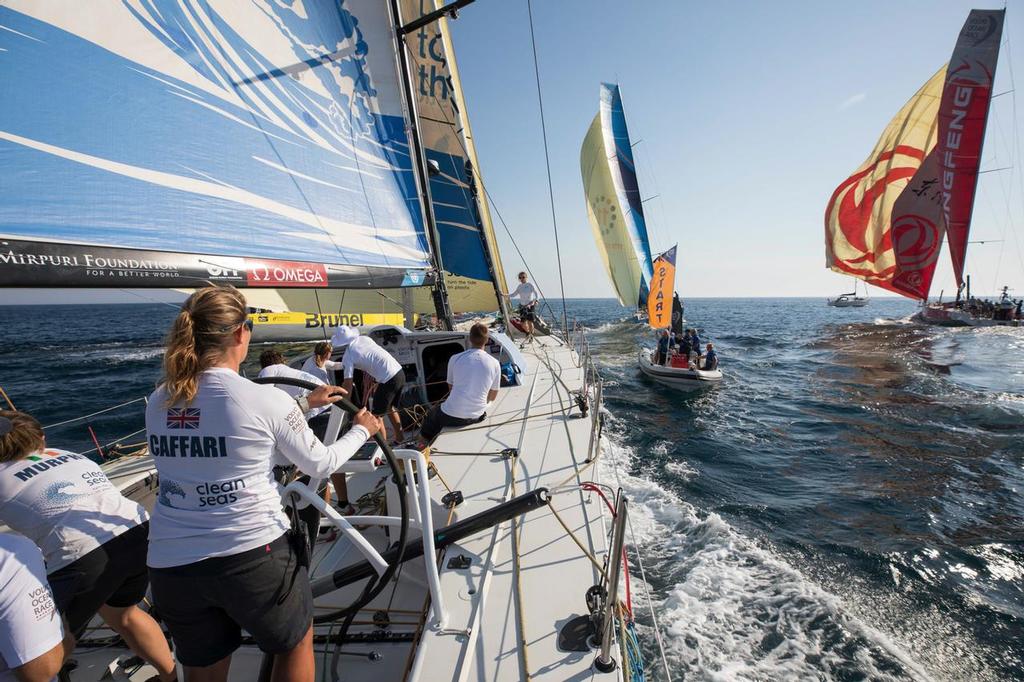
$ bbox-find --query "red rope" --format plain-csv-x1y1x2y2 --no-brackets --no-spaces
580,483,633,618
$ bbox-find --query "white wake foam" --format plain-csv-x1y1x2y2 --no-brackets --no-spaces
596,415,932,681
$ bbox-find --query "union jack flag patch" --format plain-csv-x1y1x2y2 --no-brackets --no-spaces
167,408,201,429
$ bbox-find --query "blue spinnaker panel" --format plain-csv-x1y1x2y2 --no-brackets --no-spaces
0,1,432,288
599,83,654,308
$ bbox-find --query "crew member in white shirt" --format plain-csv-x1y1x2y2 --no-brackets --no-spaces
0,412,177,682
301,342,342,384
145,286,382,682
332,325,406,446
257,350,330,435
417,323,501,446
0,533,73,682
257,350,356,514
506,271,539,337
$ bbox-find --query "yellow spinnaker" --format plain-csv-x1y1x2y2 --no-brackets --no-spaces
825,66,946,299
581,113,643,308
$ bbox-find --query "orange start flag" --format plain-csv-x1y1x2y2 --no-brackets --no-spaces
647,246,677,328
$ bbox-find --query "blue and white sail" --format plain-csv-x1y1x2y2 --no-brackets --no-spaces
580,83,655,309
0,0,432,289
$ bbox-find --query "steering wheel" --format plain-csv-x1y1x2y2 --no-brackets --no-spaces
251,376,409,623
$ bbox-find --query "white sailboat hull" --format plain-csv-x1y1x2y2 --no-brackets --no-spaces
55,331,631,682
827,297,869,307
914,304,1021,327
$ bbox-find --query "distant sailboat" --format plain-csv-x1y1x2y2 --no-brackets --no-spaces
824,9,1018,326
827,280,869,308
580,83,656,321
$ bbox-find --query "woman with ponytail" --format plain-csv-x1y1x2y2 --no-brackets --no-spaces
145,286,381,682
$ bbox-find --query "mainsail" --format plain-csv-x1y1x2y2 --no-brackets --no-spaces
399,0,509,315
0,1,431,291
647,246,677,329
825,9,1004,300
581,83,655,310
939,9,1004,287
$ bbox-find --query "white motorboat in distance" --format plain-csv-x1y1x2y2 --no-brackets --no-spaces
638,349,723,390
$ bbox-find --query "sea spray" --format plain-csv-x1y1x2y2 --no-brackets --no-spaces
596,413,931,681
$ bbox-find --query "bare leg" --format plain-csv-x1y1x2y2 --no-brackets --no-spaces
330,473,350,508
270,625,314,682
98,604,176,682
184,653,231,682
388,408,403,444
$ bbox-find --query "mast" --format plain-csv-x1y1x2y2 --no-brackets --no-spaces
390,0,455,330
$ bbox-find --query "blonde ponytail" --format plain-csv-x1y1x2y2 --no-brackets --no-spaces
162,286,247,405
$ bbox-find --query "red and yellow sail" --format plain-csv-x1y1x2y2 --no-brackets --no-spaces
825,9,1004,300
825,67,946,299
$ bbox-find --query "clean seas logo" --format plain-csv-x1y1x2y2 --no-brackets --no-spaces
36,481,89,512
159,479,187,508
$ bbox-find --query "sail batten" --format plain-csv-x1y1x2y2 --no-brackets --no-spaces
1,1,433,289
581,83,655,310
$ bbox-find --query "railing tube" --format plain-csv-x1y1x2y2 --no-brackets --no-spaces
594,494,627,673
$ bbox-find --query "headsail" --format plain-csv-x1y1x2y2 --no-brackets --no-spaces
580,83,655,309
398,0,508,315
647,246,677,329
0,1,431,289
939,10,1004,287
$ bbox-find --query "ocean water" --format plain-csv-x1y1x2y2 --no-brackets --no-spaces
1,298,1021,680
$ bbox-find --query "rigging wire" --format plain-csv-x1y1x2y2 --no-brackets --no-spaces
423,89,562,325
1002,27,1024,287
525,0,569,335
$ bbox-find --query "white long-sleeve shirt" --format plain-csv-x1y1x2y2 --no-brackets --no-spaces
145,368,369,568
0,534,63,680
511,281,539,306
257,363,327,418
300,355,342,384
341,336,402,383
0,449,147,573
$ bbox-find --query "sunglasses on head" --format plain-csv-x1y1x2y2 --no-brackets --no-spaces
216,318,253,334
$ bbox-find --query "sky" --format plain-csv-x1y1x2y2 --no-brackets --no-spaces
4,1,1023,305
450,0,1024,299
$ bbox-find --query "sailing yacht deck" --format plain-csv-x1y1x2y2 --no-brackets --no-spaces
67,333,623,682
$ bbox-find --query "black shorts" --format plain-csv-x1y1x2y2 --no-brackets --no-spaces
418,405,485,443
48,521,151,638
518,305,536,322
372,371,405,416
148,533,312,667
